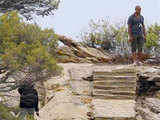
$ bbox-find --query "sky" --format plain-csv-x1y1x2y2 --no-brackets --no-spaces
33,0,160,40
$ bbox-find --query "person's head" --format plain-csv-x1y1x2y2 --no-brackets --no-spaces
135,5,141,15
19,80,35,88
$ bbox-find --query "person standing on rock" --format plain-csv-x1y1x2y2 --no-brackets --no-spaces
18,81,39,120
128,5,146,65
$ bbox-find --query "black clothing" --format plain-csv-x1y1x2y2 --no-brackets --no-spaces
18,85,39,112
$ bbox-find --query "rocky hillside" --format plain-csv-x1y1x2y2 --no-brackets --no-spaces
56,35,159,64
57,35,114,63
0,35,160,120
34,63,160,120
0,63,160,120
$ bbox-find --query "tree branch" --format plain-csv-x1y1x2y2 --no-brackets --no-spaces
0,0,60,20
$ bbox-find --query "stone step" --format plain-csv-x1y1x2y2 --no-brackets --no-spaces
93,90,135,97
94,71,136,77
93,83,136,88
92,99,136,120
95,117,136,120
93,81,136,86
94,68,136,73
94,73,136,77
93,85,136,91
112,68,136,72
93,93,135,100
94,87,135,92
94,76,136,81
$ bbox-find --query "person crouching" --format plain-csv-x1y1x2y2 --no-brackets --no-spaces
18,82,39,120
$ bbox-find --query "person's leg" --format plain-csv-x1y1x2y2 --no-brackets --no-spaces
27,115,34,120
18,108,27,120
131,38,137,54
131,37,138,63
26,108,35,120
137,36,145,62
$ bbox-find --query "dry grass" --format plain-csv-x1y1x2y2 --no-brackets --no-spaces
80,97,92,104
54,86,65,92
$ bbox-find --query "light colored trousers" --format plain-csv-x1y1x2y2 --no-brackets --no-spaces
18,108,35,120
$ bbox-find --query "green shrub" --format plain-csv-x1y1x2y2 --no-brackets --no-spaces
0,103,17,120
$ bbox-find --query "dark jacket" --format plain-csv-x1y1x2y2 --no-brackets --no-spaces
18,85,39,112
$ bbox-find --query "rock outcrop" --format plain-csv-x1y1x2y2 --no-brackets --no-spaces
136,67,160,120
36,63,94,120
57,35,112,63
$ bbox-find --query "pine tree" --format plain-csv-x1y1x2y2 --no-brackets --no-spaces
0,0,60,20
0,12,62,92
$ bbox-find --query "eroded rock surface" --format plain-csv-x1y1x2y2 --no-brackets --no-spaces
136,67,160,120
37,64,137,120
57,35,112,63
1,63,156,120
36,63,94,120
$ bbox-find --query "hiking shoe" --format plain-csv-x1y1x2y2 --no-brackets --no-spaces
137,61,144,66
131,61,143,66
132,61,138,66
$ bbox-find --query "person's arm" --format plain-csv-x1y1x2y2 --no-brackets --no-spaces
128,24,133,39
142,16,146,40
127,16,133,42
34,89,39,115
143,24,146,40
18,87,23,95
